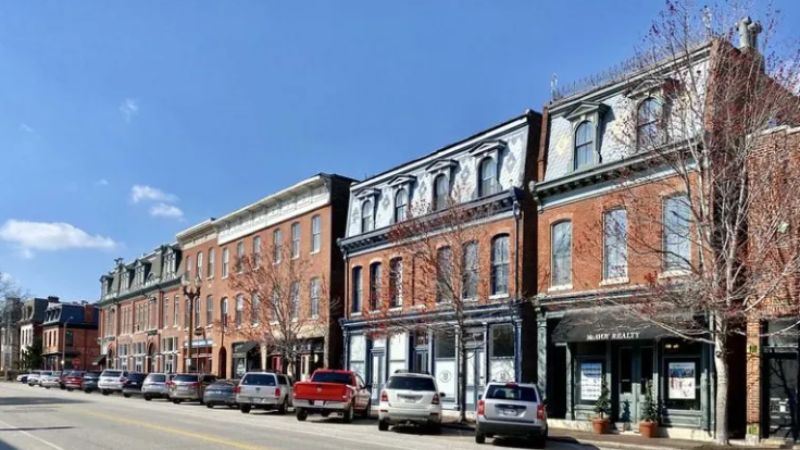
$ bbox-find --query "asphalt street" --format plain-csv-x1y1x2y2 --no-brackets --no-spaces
0,382,599,450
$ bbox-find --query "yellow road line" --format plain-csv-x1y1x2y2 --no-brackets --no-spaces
69,408,269,450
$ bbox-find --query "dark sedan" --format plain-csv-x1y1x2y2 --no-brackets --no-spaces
82,371,102,393
122,373,148,398
203,379,239,409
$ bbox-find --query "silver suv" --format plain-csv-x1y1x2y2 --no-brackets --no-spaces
378,372,443,433
475,382,548,448
235,372,293,414
142,373,174,401
98,370,129,395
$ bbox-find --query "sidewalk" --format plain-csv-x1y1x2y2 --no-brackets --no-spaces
439,413,788,450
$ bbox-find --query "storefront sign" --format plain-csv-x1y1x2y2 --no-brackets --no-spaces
586,332,641,341
580,362,602,401
668,361,696,400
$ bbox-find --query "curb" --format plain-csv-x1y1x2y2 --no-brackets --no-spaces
548,435,684,450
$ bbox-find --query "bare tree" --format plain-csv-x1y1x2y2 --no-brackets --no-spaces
224,240,338,379
364,192,518,423
576,1,800,443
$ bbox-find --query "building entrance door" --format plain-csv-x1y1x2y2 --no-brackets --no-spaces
615,346,654,426
465,348,485,411
371,351,386,402
765,352,799,441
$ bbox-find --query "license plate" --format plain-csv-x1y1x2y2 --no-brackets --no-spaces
500,408,518,416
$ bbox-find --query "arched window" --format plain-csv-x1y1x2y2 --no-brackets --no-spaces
205,295,213,325
361,199,374,233
478,158,497,197
433,174,449,211
637,98,662,148
394,189,408,222
220,297,229,327
574,121,594,171
491,235,510,296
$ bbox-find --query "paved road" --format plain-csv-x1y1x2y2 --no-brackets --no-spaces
0,382,597,450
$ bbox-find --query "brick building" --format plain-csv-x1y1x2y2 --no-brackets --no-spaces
41,302,99,371
18,296,60,369
174,173,353,379
338,112,541,413
97,244,184,373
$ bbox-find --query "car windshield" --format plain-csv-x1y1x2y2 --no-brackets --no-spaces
210,381,235,388
485,384,538,402
386,376,436,391
173,374,199,382
146,374,166,382
242,374,275,386
102,370,122,377
66,371,83,377
84,373,99,378
128,373,146,381
311,372,352,385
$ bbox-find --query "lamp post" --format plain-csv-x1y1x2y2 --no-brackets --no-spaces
182,275,201,373
61,318,71,371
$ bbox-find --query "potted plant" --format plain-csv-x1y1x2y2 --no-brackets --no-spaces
592,379,611,434
639,380,659,438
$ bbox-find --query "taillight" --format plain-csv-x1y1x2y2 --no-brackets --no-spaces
275,388,281,398
537,403,546,421
431,393,440,405
233,386,241,394
380,390,388,402
120,377,128,384
477,399,485,417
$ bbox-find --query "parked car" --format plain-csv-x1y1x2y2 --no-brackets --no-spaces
40,371,62,389
292,369,371,423
475,382,548,448
16,373,29,383
62,370,86,391
204,379,239,409
235,372,293,414
378,371,443,433
168,373,217,404
142,373,174,401
81,371,102,393
98,369,130,395
121,372,147,398
27,370,44,386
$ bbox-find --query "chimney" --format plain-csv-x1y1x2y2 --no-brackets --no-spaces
84,304,94,323
737,16,762,52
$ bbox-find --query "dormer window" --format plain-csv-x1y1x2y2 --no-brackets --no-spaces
637,97,662,149
433,174,449,211
574,121,594,171
361,199,374,233
135,265,145,286
478,157,497,197
394,189,408,223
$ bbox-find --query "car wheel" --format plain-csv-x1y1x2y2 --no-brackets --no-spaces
123,393,131,398
378,420,389,431
206,403,214,409
199,399,205,405
240,404,251,414
277,398,288,415
66,388,73,392
320,411,330,418
84,389,91,394
342,404,354,424
144,395,151,401
475,432,486,444
172,399,182,404
102,390,110,396
296,408,308,421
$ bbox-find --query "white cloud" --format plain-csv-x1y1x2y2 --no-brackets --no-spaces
95,179,109,187
149,203,184,220
119,98,139,123
0,220,117,257
130,184,177,204
19,123,35,134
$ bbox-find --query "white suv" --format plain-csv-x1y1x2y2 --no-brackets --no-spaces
235,372,293,414
378,371,443,433
476,382,548,448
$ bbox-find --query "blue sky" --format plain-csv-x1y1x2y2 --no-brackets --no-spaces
1,1,798,301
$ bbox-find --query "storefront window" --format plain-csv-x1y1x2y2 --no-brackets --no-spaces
662,339,701,410
490,324,515,382
434,331,456,403
577,359,604,405
349,335,366,381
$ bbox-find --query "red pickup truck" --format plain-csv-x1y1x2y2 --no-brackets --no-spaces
292,369,372,423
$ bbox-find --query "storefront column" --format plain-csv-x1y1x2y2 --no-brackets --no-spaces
745,320,761,443
565,343,574,420
342,329,351,369
537,315,547,393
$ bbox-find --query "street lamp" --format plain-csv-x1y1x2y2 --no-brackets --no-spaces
182,275,201,373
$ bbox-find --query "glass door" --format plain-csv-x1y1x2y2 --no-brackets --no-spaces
465,348,485,411
617,347,636,424
765,353,799,441
371,351,386,402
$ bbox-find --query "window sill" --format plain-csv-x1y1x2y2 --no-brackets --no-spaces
350,312,362,317
489,293,509,301
310,250,320,256
600,277,629,286
388,306,402,312
658,270,690,280
548,284,573,293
